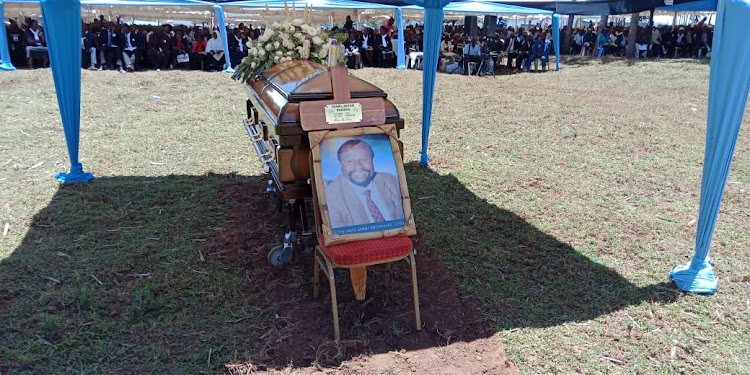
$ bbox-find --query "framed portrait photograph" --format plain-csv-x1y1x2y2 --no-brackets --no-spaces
309,124,416,246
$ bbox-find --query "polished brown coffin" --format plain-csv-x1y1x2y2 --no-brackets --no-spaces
244,60,405,201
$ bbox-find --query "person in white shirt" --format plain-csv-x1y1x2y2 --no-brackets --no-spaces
462,37,482,75
24,20,48,68
205,30,225,71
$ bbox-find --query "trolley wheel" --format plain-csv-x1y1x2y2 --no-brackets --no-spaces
268,245,292,266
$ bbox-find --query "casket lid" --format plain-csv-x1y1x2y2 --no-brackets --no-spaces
254,60,387,101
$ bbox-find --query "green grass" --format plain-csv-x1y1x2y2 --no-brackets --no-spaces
2,58,750,374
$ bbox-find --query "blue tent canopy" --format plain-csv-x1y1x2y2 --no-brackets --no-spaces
227,0,398,9
2,0,747,297
405,0,553,13
659,0,718,11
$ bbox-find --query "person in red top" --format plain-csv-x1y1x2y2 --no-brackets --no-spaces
382,16,395,37
190,34,207,70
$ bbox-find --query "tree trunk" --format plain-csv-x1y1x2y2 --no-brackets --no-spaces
626,13,639,58
599,15,608,31
563,14,574,54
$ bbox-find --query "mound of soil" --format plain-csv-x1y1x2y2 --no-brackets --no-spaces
207,178,516,375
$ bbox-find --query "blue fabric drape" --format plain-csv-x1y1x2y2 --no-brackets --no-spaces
415,0,449,167
670,0,750,294
213,5,234,73
0,1,17,71
40,0,95,182
396,7,406,69
552,13,560,71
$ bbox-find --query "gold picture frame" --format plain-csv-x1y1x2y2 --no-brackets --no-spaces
309,124,416,246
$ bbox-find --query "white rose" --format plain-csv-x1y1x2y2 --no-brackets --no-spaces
272,22,280,28
275,50,283,56
293,32,303,41
264,29,275,38
258,49,266,56
308,28,317,37
274,41,280,49
258,34,268,42
312,36,323,46
319,46,328,58
274,55,280,63
292,18,303,26
251,61,257,68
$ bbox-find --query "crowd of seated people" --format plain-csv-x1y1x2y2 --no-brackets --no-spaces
77,18,265,72
4,16,268,72
5,18,50,69
566,21,713,59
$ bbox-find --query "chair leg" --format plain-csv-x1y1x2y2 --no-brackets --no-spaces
313,252,320,299
328,274,341,342
407,252,422,331
384,263,392,287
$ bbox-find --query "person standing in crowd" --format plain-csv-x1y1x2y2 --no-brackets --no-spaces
382,16,395,37
650,26,662,58
343,15,354,33
674,27,687,58
24,20,48,69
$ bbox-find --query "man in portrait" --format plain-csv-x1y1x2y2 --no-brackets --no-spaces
326,139,404,230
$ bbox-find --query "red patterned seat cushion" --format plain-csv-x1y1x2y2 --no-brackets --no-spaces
318,236,413,266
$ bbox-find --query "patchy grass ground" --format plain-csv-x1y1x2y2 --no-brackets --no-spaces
1,58,749,374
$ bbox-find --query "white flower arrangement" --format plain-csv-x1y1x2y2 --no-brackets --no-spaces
233,2,345,83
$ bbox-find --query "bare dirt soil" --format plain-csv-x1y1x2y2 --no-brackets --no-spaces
207,179,517,375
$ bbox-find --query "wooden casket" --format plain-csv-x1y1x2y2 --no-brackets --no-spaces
244,60,405,202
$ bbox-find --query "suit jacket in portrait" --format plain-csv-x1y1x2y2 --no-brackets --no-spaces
326,172,403,230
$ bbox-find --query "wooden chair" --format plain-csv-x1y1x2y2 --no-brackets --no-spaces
310,158,421,343
312,235,421,342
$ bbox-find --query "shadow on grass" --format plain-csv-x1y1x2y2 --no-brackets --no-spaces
0,170,678,373
561,55,711,67
405,165,677,331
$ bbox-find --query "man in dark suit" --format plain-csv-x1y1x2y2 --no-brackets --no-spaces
227,28,247,68
100,22,122,70
358,28,374,67
119,24,140,72
7,19,27,68
375,26,395,68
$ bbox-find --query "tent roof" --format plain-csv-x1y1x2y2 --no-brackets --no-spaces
225,0,398,9
659,0,717,11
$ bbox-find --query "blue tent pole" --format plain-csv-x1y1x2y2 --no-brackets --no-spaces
396,7,406,69
419,0,447,167
552,13,560,71
669,0,750,294
0,1,17,71
213,5,234,73
41,0,95,183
